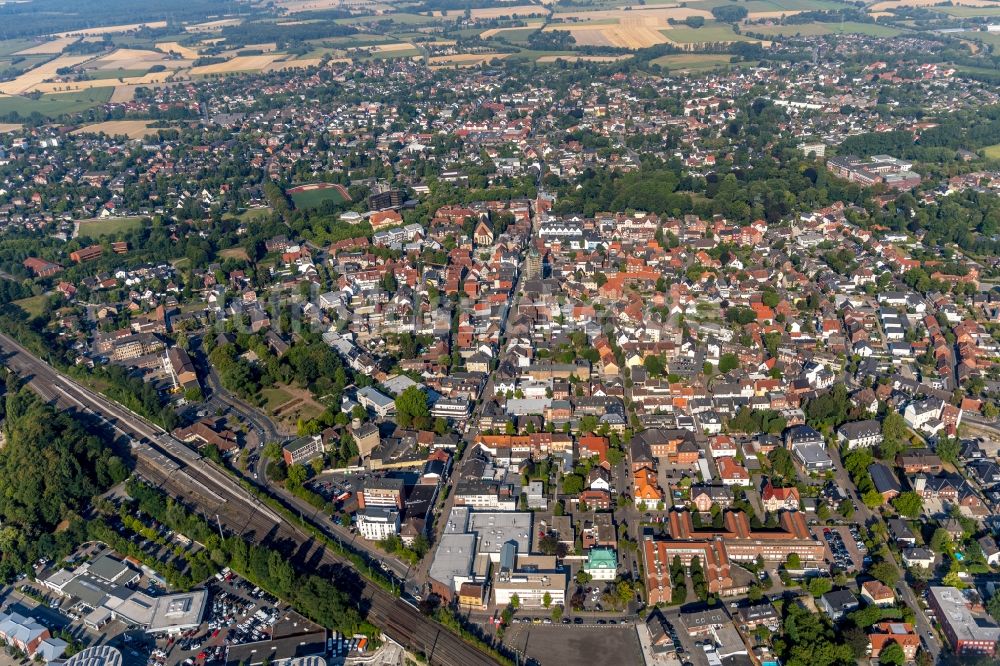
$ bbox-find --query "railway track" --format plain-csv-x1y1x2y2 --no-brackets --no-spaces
0,332,501,666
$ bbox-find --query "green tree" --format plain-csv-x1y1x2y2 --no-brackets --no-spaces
808,577,832,598
718,353,739,373
878,642,905,666
395,386,430,429
870,561,900,587
891,491,923,518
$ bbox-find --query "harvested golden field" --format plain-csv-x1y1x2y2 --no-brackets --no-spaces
0,123,21,133
428,53,510,67
91,48,184,70
72,120,157,139
436,4,547,18
552,6,711,22
264,57,326,71
55,21,167,37
189,54,281,75
156,42,200,59
871,0,998,8
0,54,92,94
535,54,630,62
28,70,175,94
373,42,418,53
14,36,77,55
547,6,713,48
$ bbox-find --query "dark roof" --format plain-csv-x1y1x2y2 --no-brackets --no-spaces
868,463,901,495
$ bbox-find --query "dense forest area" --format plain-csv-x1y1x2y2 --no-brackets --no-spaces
0,381,130,582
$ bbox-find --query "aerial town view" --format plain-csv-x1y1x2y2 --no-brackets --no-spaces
4,0,1000,666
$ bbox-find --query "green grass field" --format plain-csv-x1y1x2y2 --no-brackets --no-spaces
336,12,441,26
13,294,49,318
486,27,540,44
939,5,1000,17
651,53,735,72
960,30,1000,48
662,22,757,43
86,68,148,80
984,144,1000,159
366,47,423,60
261,386,293,412
750,21,902,37
0,38,44,56
688,0,851,11
288,185,349,209
0,88,114,118
77,216,145,238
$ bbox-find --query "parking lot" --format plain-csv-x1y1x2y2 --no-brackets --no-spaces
811,525,867,572
503,622,644,666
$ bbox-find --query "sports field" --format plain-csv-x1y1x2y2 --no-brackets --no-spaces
77,216,145,238
288,183,351,209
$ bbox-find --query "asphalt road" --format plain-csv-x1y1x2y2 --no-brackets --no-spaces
0,331,500,666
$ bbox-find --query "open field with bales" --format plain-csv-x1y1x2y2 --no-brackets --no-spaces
72,120,158,139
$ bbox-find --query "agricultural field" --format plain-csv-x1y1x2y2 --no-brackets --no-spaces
189,54,282,76
688,0,852,11
156,42,201,59
960,30,1000,48
535,54,630,62
547,6,719,48
483,27,543,44
77,216,145,238
0,88,113,118
748,21,903,37
287,183,351,209
0,39,43,56
0,54,93,95
984,144,1000,159
72,120,158,139
937,4,1000,15
86,68,149,80
54,21,168,37
662,22,759,44
14,37,78,56
428,53,511,67
650,52,735,72
869,0,1000,10
435,5,549,19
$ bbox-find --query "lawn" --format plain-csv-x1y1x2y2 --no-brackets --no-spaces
984,144,1000,159
262,386,293,412
0,88,114,118
651,53,735,72
662,22,757,43
13,294,49,318
750,21,902,37
77,216,144,238
288,184,350,209
86,68,149,80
